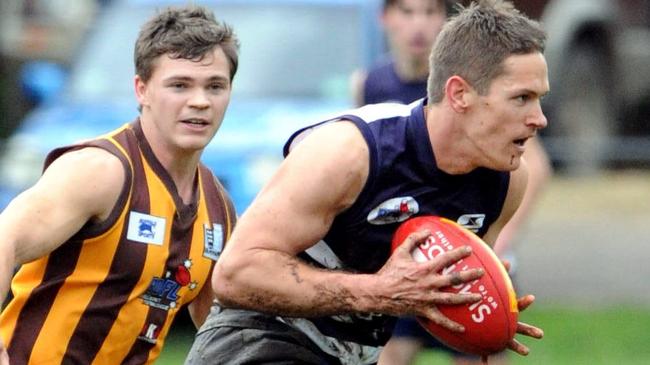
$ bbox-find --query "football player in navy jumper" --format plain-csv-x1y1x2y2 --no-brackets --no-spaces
186,1,546,364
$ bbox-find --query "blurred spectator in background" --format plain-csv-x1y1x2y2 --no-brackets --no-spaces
349,1,552,364
350,0,445,106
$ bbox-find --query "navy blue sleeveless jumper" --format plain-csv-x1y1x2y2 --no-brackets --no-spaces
280,100,510,354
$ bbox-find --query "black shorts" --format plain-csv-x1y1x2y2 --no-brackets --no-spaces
184,305,345,365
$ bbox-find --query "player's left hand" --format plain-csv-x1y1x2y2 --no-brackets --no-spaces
507,294,544,355
499,258,544,356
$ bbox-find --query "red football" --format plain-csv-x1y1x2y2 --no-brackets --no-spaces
391,215,518,356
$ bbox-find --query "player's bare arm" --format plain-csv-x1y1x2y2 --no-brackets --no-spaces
213,121,482,327
0,147,123,363
0,147,124,306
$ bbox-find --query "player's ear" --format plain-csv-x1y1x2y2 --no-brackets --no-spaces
134,75,149,108
445,76,474,113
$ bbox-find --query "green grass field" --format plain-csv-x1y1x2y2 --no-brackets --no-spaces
158,305,650,364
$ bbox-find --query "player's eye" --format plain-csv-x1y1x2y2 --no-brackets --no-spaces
170,82,187,89
398,4,414,16
426,8,440,16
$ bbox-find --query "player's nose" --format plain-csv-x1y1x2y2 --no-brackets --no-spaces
528,102,547,130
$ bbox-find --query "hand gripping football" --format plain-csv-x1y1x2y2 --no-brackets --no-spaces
391,215,518,356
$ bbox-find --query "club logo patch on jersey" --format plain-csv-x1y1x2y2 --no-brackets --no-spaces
127,211,166,245
140,259,198,311
456,213,486,232
367,196,419,225
203,223,224,260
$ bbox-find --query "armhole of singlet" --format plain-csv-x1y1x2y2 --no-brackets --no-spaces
68,138,134,240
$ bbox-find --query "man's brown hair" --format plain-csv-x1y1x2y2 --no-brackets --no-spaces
134,6,240,83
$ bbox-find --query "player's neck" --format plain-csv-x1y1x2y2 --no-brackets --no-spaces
155,150,201,204
164,155,201,204
139,115,201,203
425,104,477,175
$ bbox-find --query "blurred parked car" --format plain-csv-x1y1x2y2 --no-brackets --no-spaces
0,0,384,213
538,0,650,172
0,0,98,139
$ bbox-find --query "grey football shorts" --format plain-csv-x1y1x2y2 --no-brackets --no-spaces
184,304,343,365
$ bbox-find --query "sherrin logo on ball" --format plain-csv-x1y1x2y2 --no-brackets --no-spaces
391,215,519,356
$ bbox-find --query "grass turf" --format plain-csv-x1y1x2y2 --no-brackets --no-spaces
414,305,650,365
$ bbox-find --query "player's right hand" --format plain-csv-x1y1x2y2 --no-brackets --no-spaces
374,229,484,332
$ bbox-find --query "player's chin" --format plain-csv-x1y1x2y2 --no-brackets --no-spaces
506,155,524,170
487,155,522,172
177,136,212,152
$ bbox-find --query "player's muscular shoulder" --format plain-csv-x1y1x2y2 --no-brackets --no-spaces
266,120,369,221
296,120,369,204
288,120,368,171
43,147,125,220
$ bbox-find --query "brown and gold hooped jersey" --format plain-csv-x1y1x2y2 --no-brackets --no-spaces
0,120,236,364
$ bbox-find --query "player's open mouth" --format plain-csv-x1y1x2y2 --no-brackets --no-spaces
182,118,209,126
513,138,527,147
